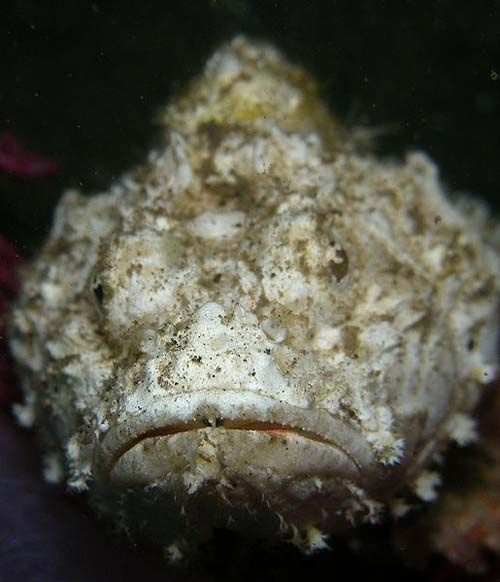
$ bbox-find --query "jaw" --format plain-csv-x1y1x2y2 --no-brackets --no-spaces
109,426,367,532
93,391,382,536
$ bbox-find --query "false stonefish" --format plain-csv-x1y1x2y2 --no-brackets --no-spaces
7,36,500,558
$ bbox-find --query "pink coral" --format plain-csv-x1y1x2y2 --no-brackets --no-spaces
430,382,500,574
0,132,59,178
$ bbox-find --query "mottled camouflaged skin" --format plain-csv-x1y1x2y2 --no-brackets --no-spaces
8,37,500,556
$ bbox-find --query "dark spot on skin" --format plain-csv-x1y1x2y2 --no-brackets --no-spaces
191,355,203,364
409,204,426,234
467,338,475,351
213,273,222,283
328,246,349,282
93,283,104,304
199,121,227,149
343,325,359,358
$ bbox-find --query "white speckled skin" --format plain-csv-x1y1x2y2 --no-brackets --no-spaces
8,36,500,555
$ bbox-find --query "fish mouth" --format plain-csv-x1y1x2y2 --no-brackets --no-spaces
108,419,360,478
95,391,378,490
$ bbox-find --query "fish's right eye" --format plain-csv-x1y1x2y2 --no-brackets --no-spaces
90,273,106,311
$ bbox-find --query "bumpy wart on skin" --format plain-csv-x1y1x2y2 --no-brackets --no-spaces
8,36,500,557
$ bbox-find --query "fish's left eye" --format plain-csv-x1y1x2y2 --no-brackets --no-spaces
93,282,104,305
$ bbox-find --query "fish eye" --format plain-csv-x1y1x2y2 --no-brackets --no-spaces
90,273,105,307
93,282,104,305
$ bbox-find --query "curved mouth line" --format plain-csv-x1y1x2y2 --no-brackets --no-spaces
108,419,362,474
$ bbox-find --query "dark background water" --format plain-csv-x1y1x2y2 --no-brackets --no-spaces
0,1,499,581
